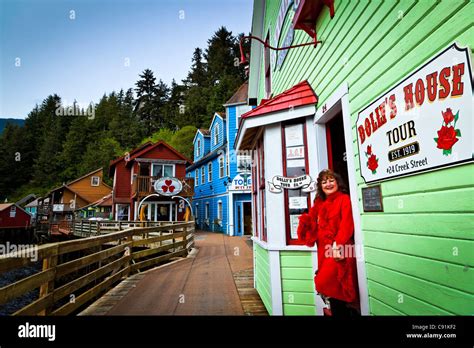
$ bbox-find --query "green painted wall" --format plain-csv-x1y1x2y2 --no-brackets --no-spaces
280,251,316,315
256,0,474,315
254,243,273,314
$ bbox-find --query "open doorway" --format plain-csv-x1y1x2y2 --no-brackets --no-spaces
325,113,349,187
313,91,365,316
243,202,252,235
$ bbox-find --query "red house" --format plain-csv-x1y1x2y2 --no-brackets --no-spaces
109,141,193,221
0,203,32,229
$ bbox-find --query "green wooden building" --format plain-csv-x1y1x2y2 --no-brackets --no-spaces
236,0,473,315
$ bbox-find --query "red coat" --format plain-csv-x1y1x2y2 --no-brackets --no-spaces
297,191,359,303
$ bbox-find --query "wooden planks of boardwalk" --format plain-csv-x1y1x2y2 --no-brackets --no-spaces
82,232,268,316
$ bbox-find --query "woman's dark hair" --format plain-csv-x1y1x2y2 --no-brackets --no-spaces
316,169,348,201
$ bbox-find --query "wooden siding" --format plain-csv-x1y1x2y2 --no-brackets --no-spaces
114,161,131,199
258,0,473,315
193,195,229,232
194,132,211,161
210,115,226,152
62,189,88,208
254,243,273,314
68,169,111,203
280,251,316,315
0,206,31,229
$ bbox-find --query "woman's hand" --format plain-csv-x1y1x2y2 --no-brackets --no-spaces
332,242,344,261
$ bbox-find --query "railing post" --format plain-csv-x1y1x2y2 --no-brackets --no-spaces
39,244,58,315
183,226,188,256
118,221,122,231
172,228,176,252
81,220,84,236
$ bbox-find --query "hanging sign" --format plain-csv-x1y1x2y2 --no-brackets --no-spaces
268,174,316,193
356,43,473,184
229,173,252,191
153,177,183,196
286,146,305,159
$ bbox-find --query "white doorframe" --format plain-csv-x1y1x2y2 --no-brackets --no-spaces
313,83,370,316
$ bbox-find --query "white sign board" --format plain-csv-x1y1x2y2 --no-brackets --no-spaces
289,196,308,209
53,204,64,212
153,177,183,196
229,173,252,191
356,43,473,183
268,174,316,193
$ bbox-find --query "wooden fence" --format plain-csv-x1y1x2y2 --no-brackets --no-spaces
0,221,195,315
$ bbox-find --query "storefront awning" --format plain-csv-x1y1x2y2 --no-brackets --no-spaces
235,80,318,150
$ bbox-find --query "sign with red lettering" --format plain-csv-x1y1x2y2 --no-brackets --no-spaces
356,43,473,183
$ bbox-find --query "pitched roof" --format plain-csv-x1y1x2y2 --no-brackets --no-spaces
225,81,248,105
16,194,36,206
25,198,40,208
199,129,210,136
241,80,317,119
80,192,113,210
66,168,109,187
110,142,154,168
215,111,226,120
126,141,193,166
0,203,13,211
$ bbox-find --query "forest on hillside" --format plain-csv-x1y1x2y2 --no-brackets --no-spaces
0,27,249,202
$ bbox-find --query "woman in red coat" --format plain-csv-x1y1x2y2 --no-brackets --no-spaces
297,169,359,316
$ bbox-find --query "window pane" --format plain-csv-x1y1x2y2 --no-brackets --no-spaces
284,124,304,146
163,165,173,177
152,165,163,177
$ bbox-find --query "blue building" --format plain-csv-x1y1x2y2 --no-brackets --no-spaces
187,82,253,236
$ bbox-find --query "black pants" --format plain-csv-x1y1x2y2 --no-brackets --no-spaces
329,298,359,317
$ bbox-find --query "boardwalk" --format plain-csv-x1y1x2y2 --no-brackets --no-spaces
80,231,267,315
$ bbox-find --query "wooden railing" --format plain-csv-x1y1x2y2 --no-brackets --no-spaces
0,221,195,315
71,220,182,237
132,176,194,197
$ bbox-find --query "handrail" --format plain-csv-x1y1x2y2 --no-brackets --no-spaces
0,221,195,316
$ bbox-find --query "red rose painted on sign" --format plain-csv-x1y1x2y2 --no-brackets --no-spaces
436,126,458,150
442,108,455,124
434,108,461,155
365,145,378,174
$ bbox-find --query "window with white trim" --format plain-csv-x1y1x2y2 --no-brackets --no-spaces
10,205,16,218
197,139,201,157
195,204,199,224
201,167,205,184
116,204,129,221
217,201,223,224
208,163,213,182
205,203,210,225
91,176,100,186
152,164,174,178
214,125,219,145
219,156,225,178
283,121,310,246
237,155,252,173
195,169,199,186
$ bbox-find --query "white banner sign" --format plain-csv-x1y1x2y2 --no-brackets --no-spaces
356,43,473,183
268,174,316,193
153,177,183,196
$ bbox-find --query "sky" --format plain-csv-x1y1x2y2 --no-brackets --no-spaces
0,0,253,119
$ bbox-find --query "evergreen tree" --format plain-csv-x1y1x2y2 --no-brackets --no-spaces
135,69,170,135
